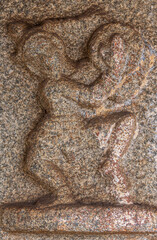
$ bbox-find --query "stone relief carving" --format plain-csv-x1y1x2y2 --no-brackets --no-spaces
1,7,156,234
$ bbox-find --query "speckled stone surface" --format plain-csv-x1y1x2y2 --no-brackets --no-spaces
1,205,157,233
1,0,157,239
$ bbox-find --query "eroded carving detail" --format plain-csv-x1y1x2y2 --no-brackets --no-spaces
1,7,156,233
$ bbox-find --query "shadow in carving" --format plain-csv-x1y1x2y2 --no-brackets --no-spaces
1,6,156,233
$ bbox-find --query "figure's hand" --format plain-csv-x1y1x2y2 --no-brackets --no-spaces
97,160,115,177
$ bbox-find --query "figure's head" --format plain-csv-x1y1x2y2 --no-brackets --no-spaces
88,23,144,77
7,18,144,83
7,21,75,79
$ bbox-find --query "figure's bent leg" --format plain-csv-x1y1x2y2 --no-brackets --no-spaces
24,120,75,206
25,145,75,206
100,112,137,204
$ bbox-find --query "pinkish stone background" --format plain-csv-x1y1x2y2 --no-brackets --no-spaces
1,0,157,239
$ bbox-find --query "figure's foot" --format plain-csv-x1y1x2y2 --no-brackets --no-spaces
98,160,115,177
34,193,57,208
35,187,76,209
55,185,76,206
49,195,76,207
97,157,134,205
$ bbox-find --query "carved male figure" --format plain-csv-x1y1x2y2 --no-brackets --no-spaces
8,9,154,207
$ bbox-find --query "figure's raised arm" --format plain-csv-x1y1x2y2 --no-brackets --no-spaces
53,77,104,108
96,45,156,115
98,48,155,113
